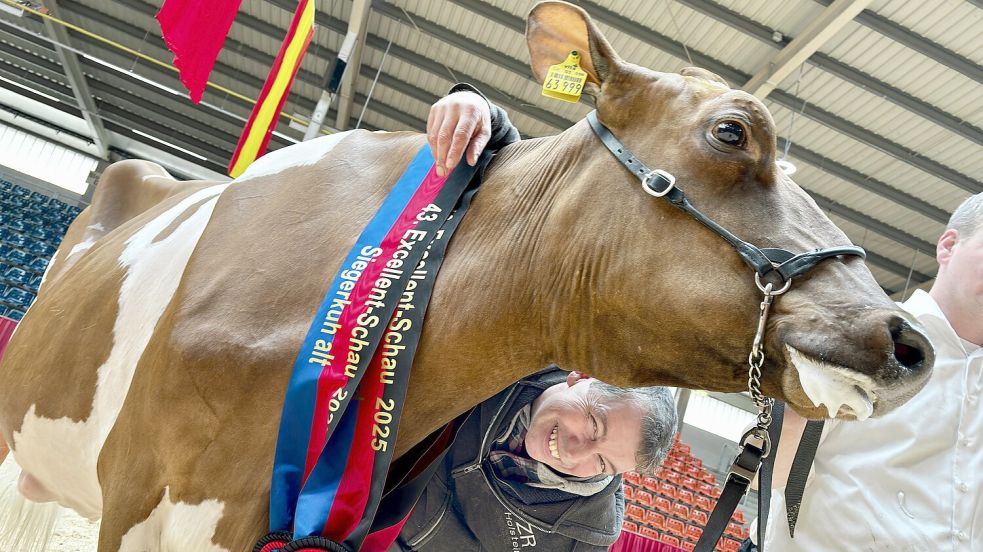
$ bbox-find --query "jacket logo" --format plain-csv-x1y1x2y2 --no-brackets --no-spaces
504,511,537,549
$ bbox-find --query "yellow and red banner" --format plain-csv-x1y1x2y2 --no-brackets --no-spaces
229,0,315,178
156,0,242,104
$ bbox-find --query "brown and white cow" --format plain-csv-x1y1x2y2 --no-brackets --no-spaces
0,2,932,550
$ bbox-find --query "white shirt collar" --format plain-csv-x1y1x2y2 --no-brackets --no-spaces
902,289,979,358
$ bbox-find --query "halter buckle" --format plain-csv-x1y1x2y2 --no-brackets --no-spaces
641,169,676,198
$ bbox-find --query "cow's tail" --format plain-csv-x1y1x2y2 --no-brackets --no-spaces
0,456,60,552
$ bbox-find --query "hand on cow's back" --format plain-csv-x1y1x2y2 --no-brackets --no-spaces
427,91,491,177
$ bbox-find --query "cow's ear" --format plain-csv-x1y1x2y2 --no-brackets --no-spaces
526,1,622,97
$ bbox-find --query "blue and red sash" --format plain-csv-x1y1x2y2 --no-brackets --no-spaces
265,144,491,551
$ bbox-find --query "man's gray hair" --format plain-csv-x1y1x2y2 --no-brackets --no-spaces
946,193,983,239
588,382,677,476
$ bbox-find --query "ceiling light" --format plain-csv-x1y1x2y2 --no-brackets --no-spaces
777,159,797,175
132,129,207,161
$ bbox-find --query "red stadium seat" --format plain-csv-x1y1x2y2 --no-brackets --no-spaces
661,534,681,547
732,510,746,524
685,524,704,542
654,496,672,513
645,510,666,530
725,522,743,538
681,541,696,551
641,526,661,541
695,495,714,512
657,481,677,499
677,489,695,505
623,484,635,501
671,503,690,520
690,509,709,526
622,520,639,533
626,504,645,521
665,470,683,485
681,477,700,492
675,443,692,455
642,476,659,491
722,538,742,552
699,469,716,484
666,518,685,537
624,471,642,485
636,490,654,507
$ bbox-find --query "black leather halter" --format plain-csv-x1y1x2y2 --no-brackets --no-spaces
585,111,866,283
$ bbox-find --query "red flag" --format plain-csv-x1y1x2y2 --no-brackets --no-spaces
156,0,243,104
228,0,315,178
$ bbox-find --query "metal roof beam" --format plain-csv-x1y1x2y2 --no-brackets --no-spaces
813,0,983,83
677,0,982,145
743,0,872,98
334,0,371,131
777,138,950,224
811,193,936,254
41,0,110,158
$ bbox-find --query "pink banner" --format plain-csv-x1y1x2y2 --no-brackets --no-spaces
156,0,243,103
0,317,16,360
610,531,685,552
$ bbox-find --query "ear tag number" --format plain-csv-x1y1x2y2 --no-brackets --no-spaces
542,50,587,103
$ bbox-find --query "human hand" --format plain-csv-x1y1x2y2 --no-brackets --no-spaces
427,91,491,177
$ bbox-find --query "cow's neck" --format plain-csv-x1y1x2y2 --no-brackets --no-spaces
397,121,692,455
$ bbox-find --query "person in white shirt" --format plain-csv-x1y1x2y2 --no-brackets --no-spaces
754,192,983,551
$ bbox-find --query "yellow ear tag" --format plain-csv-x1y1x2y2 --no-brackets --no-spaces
542,51,588,103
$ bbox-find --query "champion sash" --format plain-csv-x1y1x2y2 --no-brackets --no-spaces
270,144,492,551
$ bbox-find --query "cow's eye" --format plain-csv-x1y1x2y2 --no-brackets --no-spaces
713,121,746,147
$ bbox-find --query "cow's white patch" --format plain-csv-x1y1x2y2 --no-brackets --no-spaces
118,487,226,552
65,223,107,261
788,346,876,421
12,184,230,520
235,131,352,182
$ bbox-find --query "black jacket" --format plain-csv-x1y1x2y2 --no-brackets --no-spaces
392,368,625,551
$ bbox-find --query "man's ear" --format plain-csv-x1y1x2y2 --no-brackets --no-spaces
937,228,958,267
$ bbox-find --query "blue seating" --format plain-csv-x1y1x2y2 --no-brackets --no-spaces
0,228,9,241
6,219,27,233
0,244,9,256
5,232,27,248
2,287,35,308
12,185,30,197
28,257,48,273
0,180,11,191
28,225,53,242
3,249,31,267
25,241,55,257
3,266,30,286
5,309,24,321
26,274,42,292
0,305,6,317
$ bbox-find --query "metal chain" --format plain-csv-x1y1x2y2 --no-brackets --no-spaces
747,275,791,435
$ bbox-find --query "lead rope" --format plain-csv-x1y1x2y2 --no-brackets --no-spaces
694,276,789,552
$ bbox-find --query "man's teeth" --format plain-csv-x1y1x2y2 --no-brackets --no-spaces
549,425,560,460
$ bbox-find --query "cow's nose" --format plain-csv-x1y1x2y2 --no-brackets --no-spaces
889,315,932,373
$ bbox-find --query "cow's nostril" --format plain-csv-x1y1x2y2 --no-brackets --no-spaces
889,316,928,370
894,341,923,369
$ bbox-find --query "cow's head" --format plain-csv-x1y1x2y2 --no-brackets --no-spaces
525,1,933,420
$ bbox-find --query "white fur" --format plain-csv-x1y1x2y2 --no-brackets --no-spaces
788,345,876,420
235,131,352,182
118,487,226,552
12,184,229,520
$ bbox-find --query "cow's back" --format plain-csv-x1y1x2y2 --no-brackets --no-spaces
0,129,425,536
